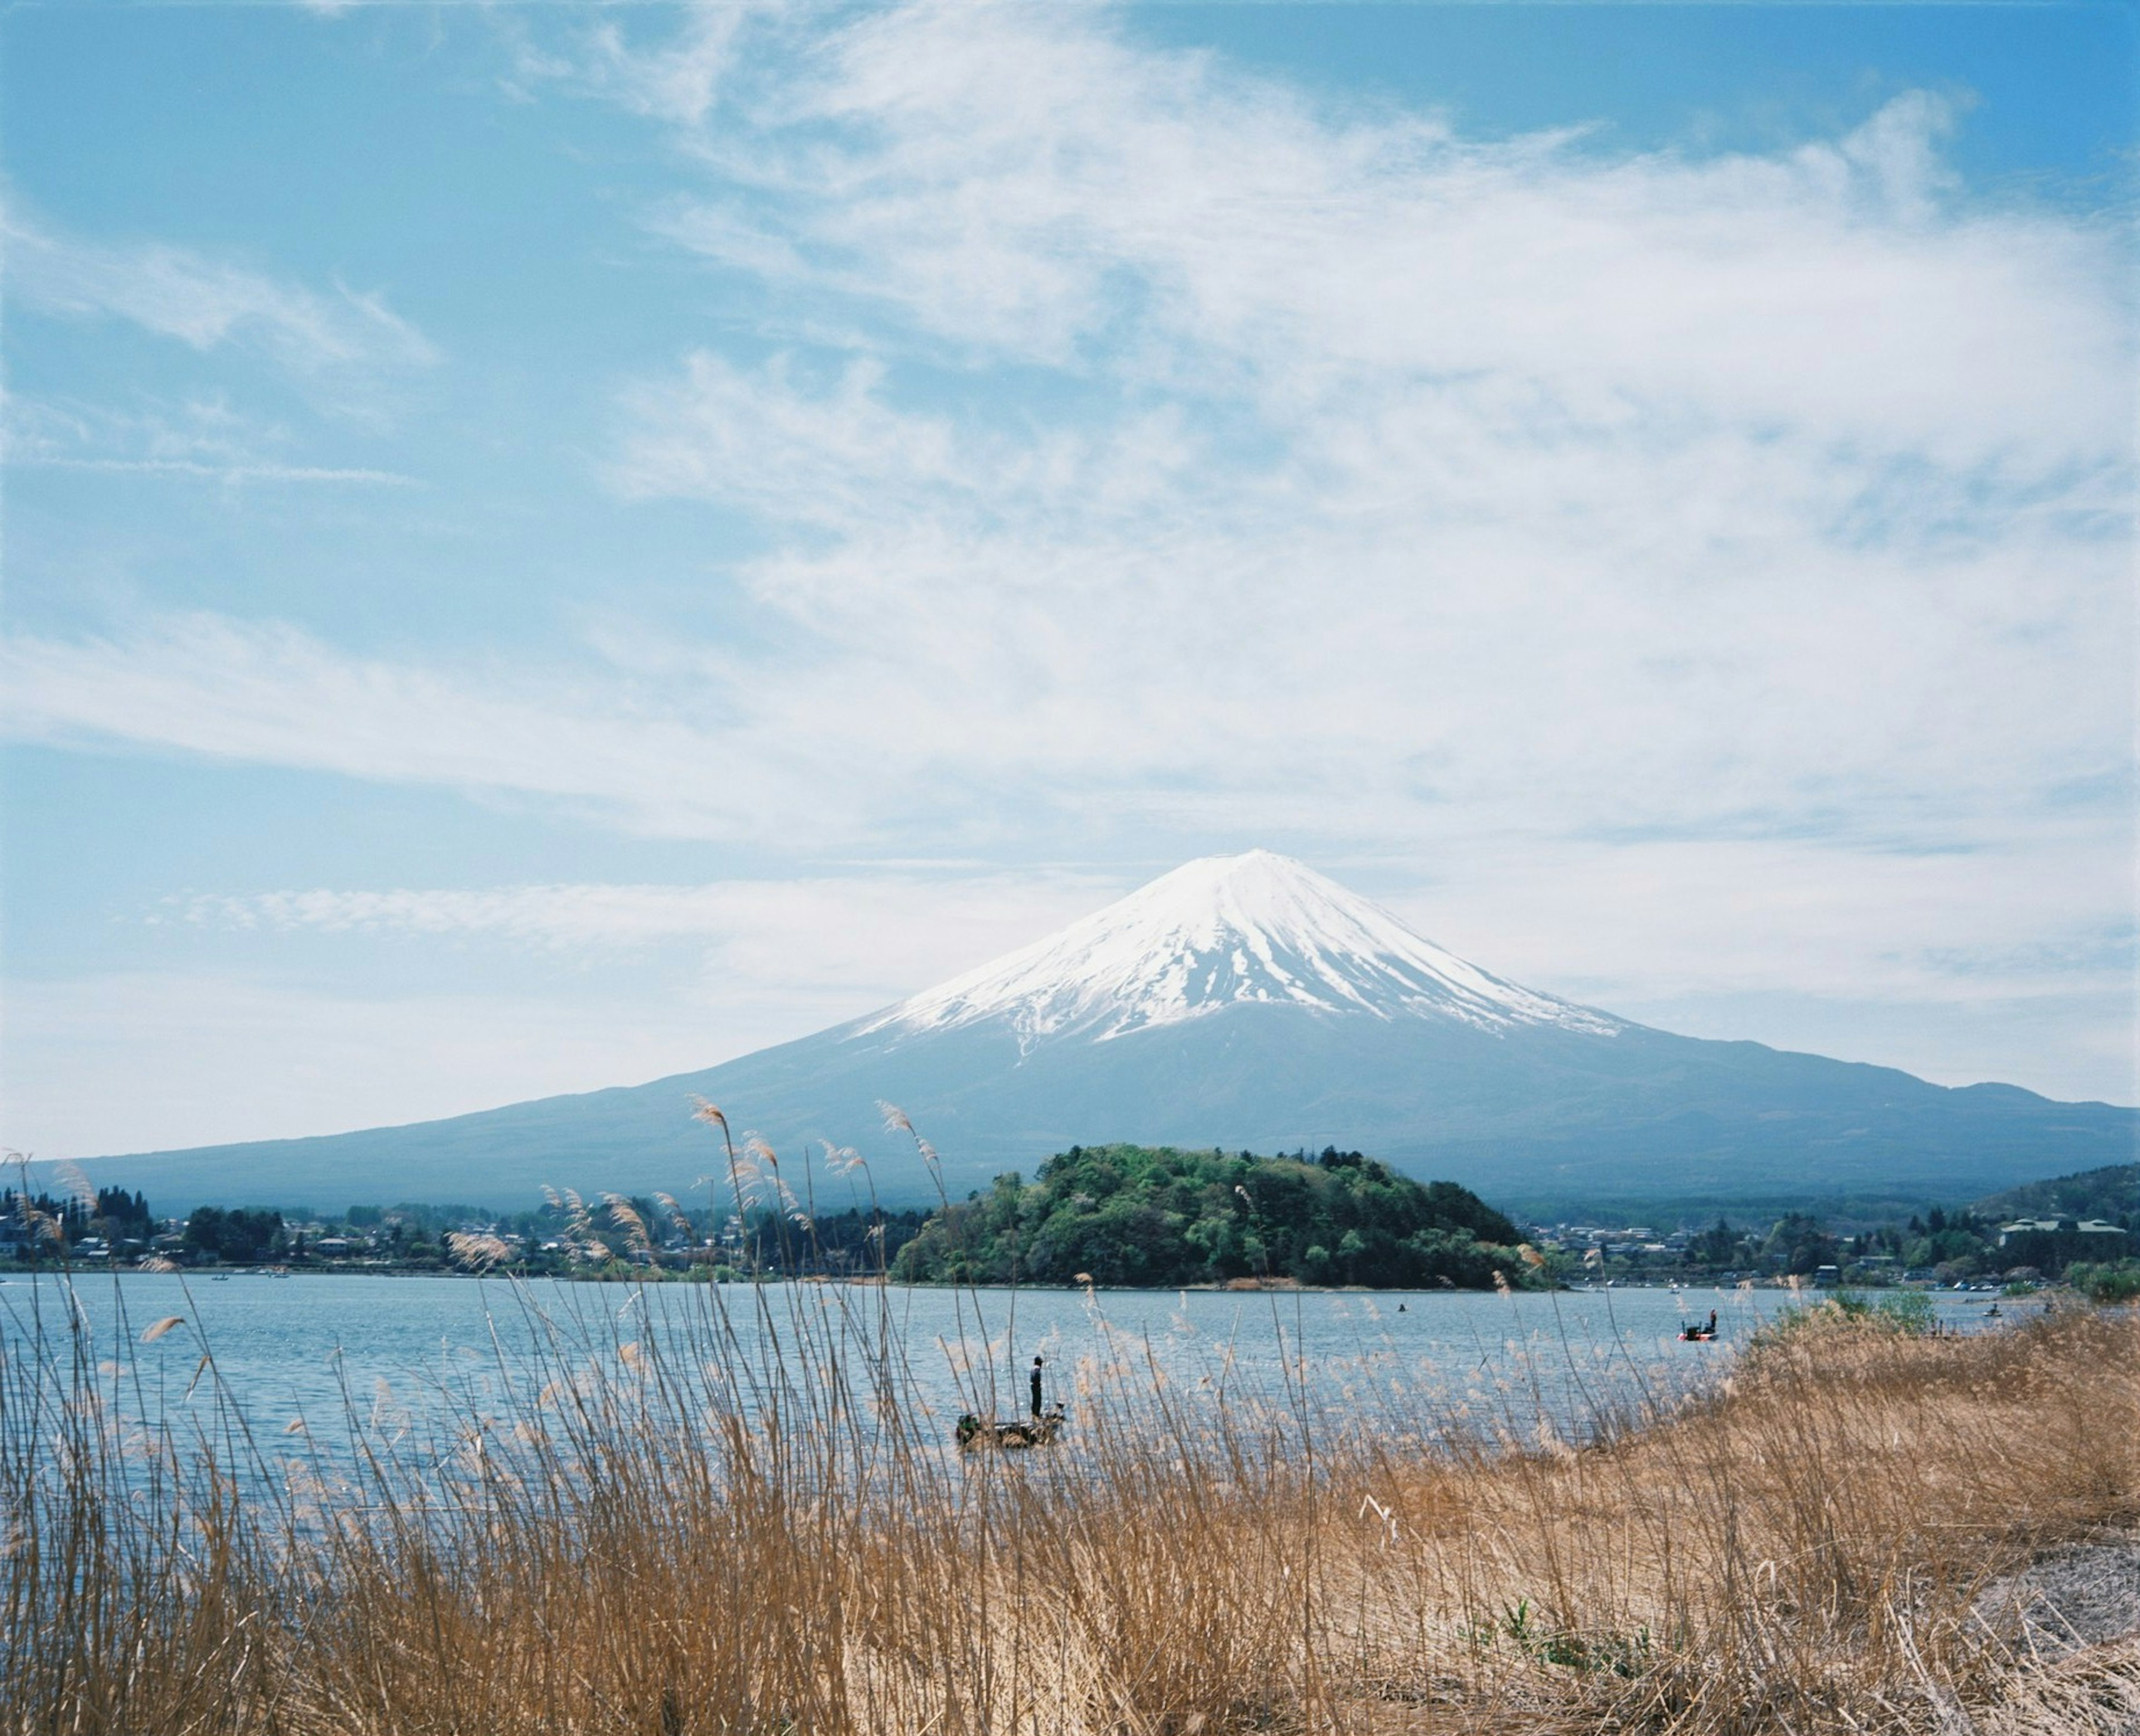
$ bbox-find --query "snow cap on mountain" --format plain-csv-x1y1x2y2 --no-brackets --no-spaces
868,849,1621,1048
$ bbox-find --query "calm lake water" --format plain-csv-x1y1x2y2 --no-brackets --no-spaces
3,1271,2010,1456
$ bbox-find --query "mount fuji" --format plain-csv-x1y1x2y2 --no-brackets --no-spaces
77,851,2137,1213
863,850,1623,1048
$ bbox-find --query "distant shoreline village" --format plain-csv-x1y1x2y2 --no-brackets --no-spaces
10,1151,2137,1303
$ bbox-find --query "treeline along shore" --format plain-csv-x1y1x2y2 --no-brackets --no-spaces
9,1152,2140,1300
4,1144,1531,1290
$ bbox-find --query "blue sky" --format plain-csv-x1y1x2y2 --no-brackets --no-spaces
3,1,2133,1162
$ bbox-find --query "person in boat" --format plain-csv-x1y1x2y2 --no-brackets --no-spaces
1029,1354,1045,1420
1013,1403,1067,1447
958,1402,1067,1451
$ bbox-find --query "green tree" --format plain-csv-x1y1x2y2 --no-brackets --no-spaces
182,1207,284,1265
891,1144,1532,1291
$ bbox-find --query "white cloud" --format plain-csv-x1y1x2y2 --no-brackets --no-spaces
176,842,2133,1027
11,7,2129,885
171,870,1121,994
611,352,968,520
4,393,416,486
4,208,436,378
20,456,411,485
1385,829,2133,1008
0,615,813,840
18,12,2120,878
646,10,2124,468
575,5,763,127
575,3,2130,872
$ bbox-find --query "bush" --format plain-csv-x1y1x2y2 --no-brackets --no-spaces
2068,1260,2140,1304
1755,1288,1934,1349
1874,1288,1936,1333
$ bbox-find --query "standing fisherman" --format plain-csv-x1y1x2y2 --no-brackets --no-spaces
1029,1354,1045,1419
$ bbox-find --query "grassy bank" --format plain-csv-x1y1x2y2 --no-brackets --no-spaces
5,1273,2136,1734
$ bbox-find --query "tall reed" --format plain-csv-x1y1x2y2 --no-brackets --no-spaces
4,1262,2136,1735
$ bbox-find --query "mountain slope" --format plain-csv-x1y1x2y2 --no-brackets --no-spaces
868,850,1619,1044
74,852,2137,1213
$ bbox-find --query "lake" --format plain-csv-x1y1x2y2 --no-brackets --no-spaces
2,1271,2010,1459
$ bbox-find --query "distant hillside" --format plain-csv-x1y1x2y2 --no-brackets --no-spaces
1976,1163,2140,1223
889,1143,1533,1289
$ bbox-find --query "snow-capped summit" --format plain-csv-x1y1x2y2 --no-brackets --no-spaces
865,849,1622,1048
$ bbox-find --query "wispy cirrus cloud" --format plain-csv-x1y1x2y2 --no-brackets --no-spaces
4,207,437,380
170,843,2134,1013
582,3,2129,850
11,6,2129,872
556,3,763,127
0,615,810,840
169,869,1122,995
3,393,418,487
582,0,2130,1098
628,8,2123,467
611,351,969,520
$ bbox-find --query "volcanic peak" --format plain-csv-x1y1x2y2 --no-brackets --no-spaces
865,849,1621,1049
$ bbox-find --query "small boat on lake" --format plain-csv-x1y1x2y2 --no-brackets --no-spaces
957,1405,1067,1451
1679,1309,1719,1342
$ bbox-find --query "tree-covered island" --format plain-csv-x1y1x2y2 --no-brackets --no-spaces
888,1143,1536,1289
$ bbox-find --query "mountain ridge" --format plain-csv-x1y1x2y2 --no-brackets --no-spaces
66,851,2138,1213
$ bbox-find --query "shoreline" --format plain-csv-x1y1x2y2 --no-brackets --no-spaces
1,1258,2037,1298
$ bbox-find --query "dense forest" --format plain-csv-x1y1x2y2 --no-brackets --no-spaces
1976,1163,2137,1223
888,1144,1535,1289
0,1186,152,1248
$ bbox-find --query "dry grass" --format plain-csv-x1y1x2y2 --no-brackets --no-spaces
4,1275,2137,1736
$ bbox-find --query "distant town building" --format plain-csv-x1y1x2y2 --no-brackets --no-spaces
1998,1217,2126,1246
